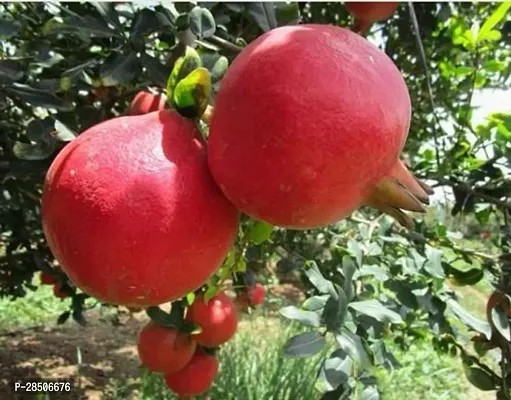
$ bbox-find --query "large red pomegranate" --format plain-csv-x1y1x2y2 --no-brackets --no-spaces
345,2,399,34
42,110,239,307
208,24,431,230
127,91,166,116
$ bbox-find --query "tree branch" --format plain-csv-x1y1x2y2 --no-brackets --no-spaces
205,35,243,53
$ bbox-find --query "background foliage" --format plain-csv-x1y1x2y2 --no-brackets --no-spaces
1,1,510,399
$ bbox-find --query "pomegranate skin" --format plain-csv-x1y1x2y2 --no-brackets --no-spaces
208,24,411,229
345,2,399,22
42,110,239,307
128,91,166,116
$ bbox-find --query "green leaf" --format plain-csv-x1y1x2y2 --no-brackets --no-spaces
477,2,511,43
189,6,216,39
322,289,348,333
100,52,141,87
354,265,389,282
275,2,300,26
336,330,370,369
447,299,491,339
304,262,337,298
13,140,56,161
53,121,77,142
347,239,363,266
447,266,484,286
146,306,181,328
361,385,380,400
341,256,356,301
43,15,117,39
173,67,212,118
424,247,445,279
348,300,403,324
464,366,497,391
167,47,202,99
283,331,326,358
91,2,122,31
62,60,99,79
131,9,163,37
0,60,24,81
246,2,278,32
210,56,229,82
303,295,330,312
247,220,273,245
5,83,72,111
490,305,511,342
57,311,70,325
316,349,352,392
0,17,21,39
280,306,321,327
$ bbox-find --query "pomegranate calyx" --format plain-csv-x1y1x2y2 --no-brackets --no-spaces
363,160,433,228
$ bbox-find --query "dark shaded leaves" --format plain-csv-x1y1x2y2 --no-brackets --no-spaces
100,52,141,87
246,2,278,32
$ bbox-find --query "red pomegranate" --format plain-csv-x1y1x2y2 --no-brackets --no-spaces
208,24,431,230
186,292,238,347
42,110,239,307
137,321,196,374
164,348,219,396
345,2,399,34
128,91,166,116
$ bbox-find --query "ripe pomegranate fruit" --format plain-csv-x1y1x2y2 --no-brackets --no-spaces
164,348,219,396
42,110,239,307
137,321,196,374
345,2,399,34
186,292,238,347
128,91,166,116
208,24,432,230
239,283,266,309
40,272,58,285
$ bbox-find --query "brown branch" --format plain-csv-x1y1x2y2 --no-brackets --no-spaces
205,35,243,53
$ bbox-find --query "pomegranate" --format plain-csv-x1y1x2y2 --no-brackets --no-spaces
186,292,238,347
40,272,58,285
345,2,399,34
208,24,431,230
164,348,219,396
42,110,239,307
137,321,196,374
128,91,166,116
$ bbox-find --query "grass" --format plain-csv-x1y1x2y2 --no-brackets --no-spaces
0,275,70,331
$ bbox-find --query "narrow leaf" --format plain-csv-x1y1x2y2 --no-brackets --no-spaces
477,2,511,43
305,262,337,298
348,300,403,324
283,331,326,358
280,306,321,327
447,299,491,339
336,330,370,369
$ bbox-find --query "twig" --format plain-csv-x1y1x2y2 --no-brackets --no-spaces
407,2,442,169
205,35,243,53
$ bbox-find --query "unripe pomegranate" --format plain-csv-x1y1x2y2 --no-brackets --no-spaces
208,24,431,230
128,91,166,116
345,2,399,34
42,110,239,307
